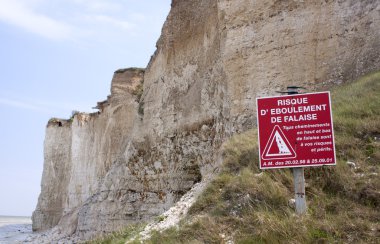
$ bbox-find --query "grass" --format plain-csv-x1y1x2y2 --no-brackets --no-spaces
88,71,380,243
114,67,145,74
86,224,146,244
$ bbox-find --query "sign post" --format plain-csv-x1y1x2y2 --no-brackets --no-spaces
287,87,306,215
256,89,336,214
293,166,306,214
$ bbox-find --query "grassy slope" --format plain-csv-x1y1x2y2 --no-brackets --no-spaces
90,71,380,243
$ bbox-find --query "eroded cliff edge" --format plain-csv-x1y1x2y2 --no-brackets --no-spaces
33,0,380,241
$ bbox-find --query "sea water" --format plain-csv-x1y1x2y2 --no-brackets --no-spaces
0,216,32,243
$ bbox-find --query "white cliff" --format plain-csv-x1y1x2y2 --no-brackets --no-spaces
32,0,380,242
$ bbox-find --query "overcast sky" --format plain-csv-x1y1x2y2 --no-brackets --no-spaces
0,0,171,216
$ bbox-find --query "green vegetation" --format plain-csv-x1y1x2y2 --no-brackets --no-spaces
114,67,145,74
155,215,167,222
48,118,60,123
69,110,80,123
89,71,380,243
87,224,146,244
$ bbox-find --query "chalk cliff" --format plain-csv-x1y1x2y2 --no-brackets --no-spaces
33,0,380,241
33,68,144,234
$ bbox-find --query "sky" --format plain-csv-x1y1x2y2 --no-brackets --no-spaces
0,0,171,217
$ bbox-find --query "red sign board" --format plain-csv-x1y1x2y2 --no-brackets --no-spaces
256,92,336,169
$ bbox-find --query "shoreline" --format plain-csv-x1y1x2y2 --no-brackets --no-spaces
0,216,33,243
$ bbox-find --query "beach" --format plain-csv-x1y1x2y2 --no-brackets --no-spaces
0,216,32,244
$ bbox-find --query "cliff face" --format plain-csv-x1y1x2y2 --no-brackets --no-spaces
144,0,380,136
33,0,380,240
33,68,143,233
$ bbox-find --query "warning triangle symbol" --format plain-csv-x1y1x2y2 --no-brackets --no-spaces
262,125,296,160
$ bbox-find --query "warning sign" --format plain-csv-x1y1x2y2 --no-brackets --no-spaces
256,92,336,169
262,125,296,160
